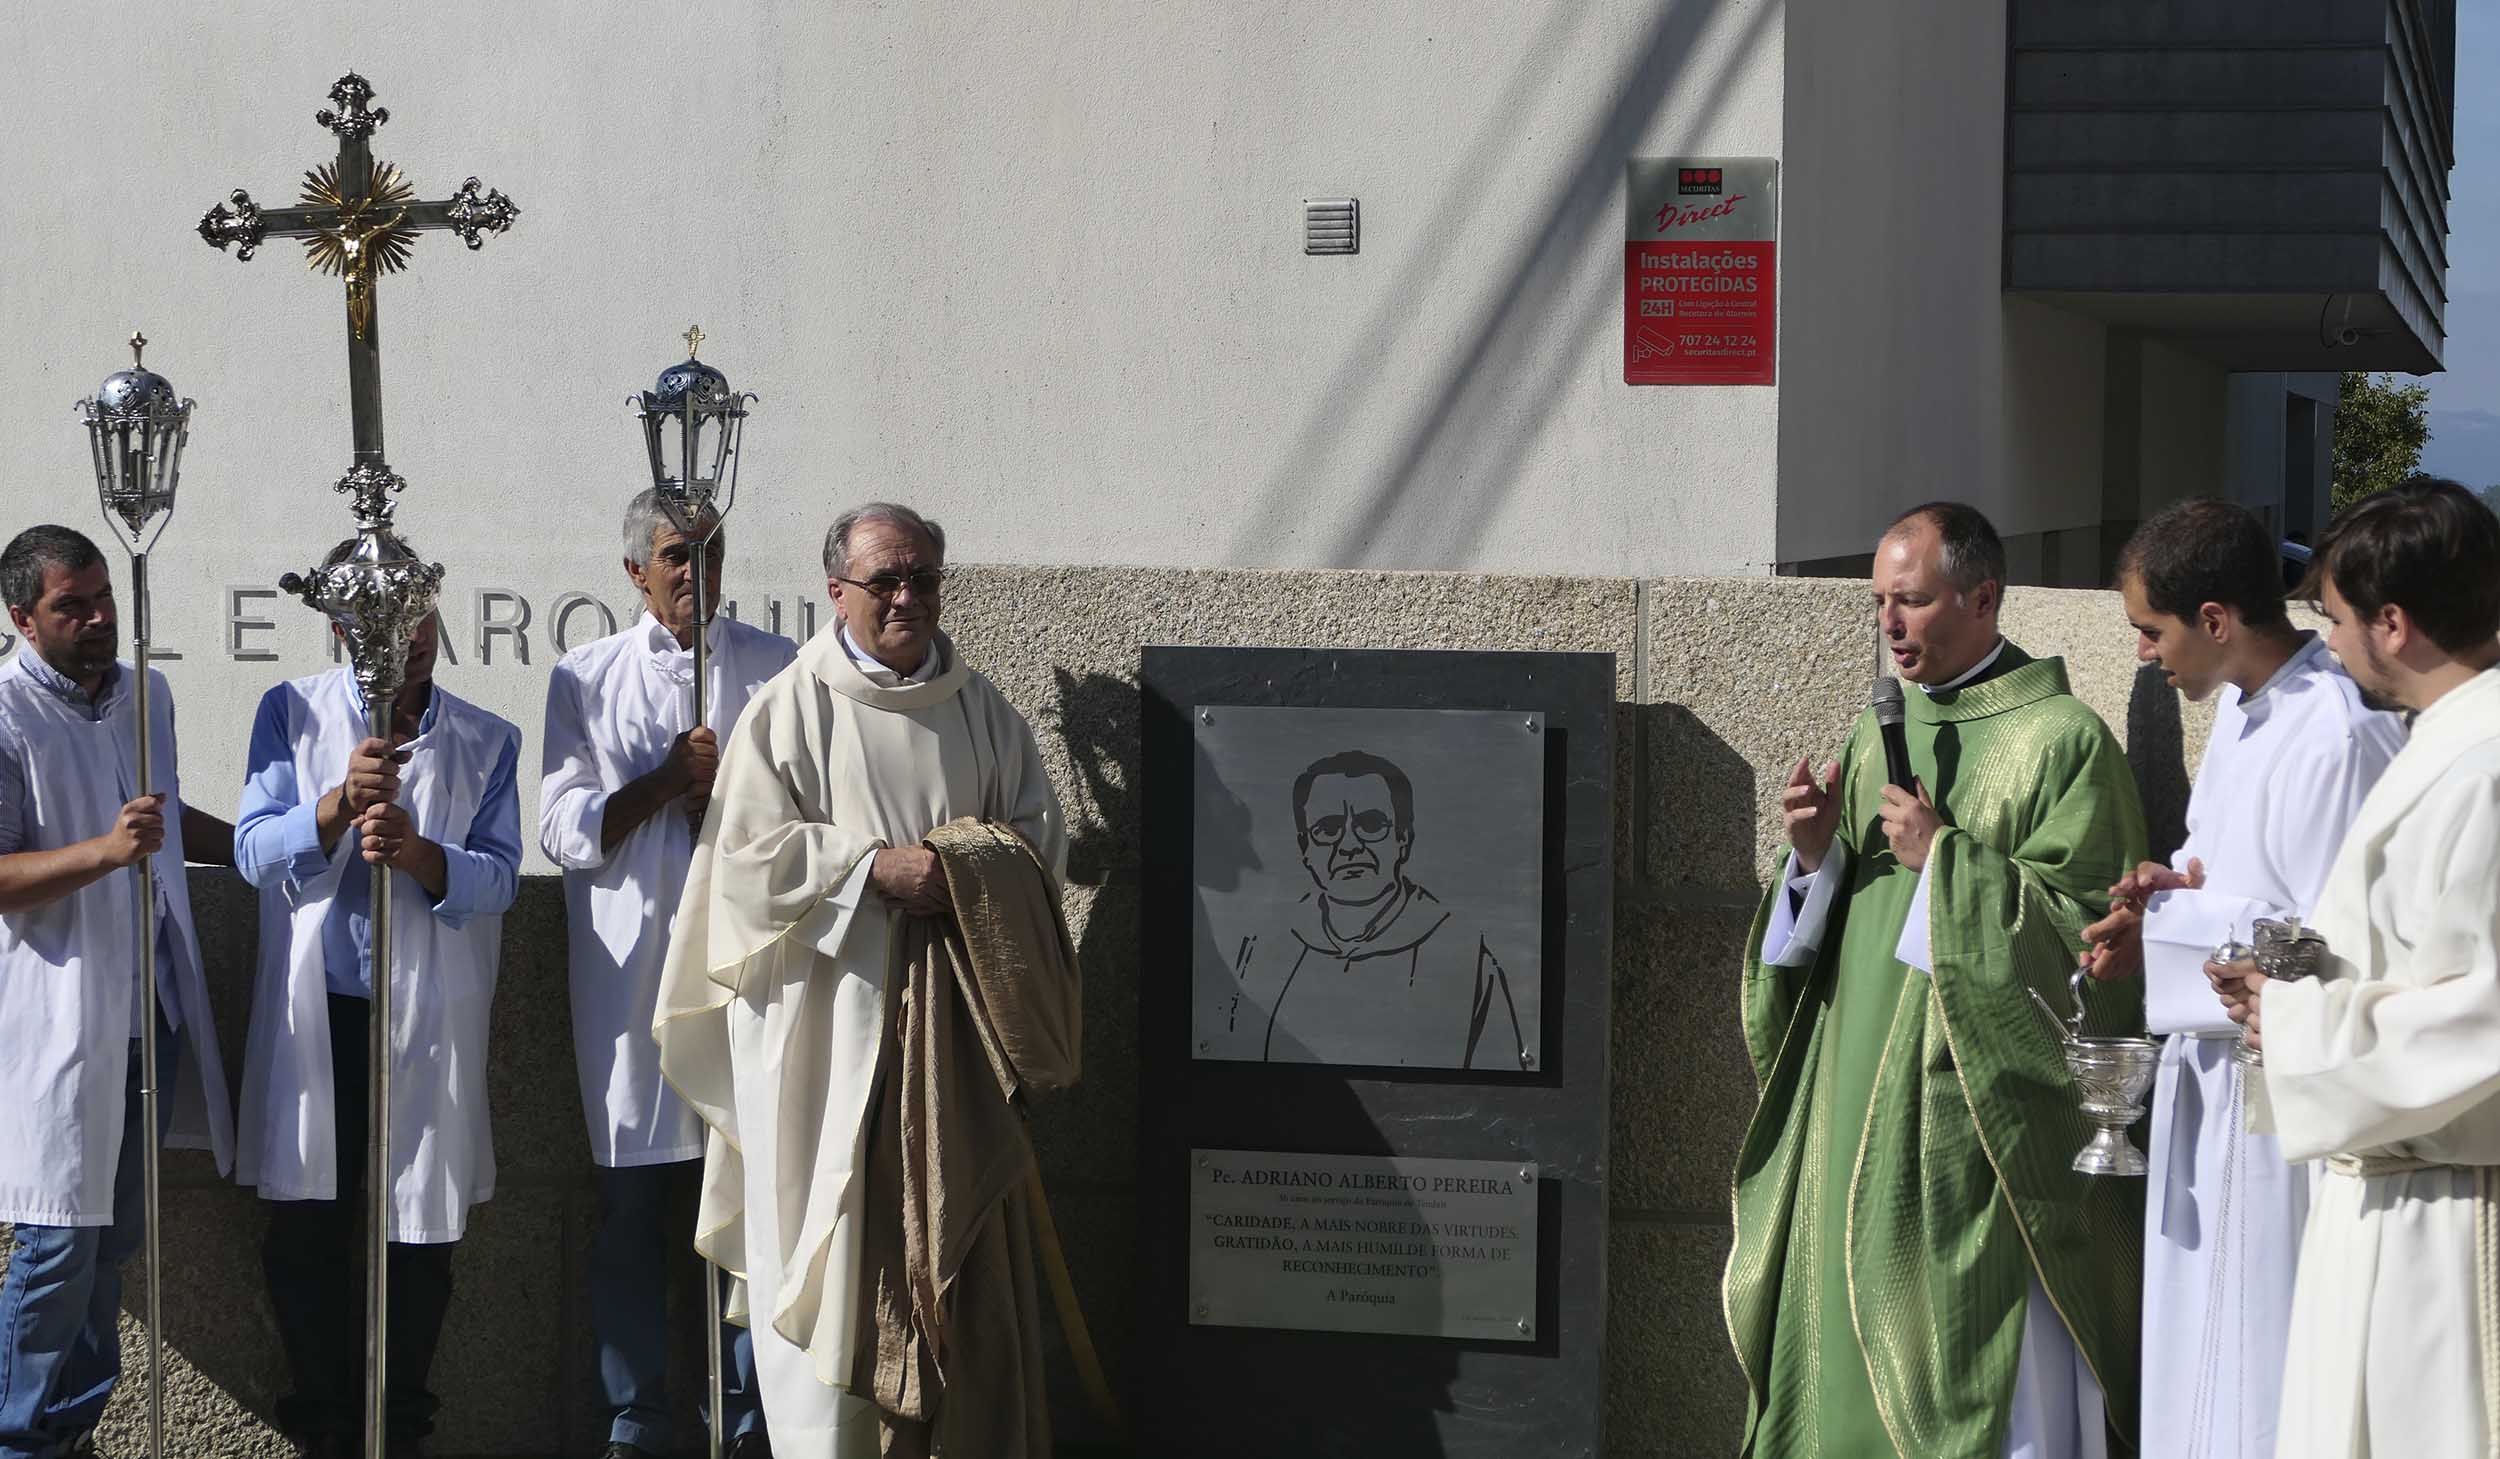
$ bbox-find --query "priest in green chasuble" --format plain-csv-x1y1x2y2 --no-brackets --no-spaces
1723,502,2149,1458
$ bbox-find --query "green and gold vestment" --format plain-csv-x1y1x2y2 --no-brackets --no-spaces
1723,646,2148,1457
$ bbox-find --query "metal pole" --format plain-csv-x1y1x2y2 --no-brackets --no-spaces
341,114,396,1459
366,688,395,1459
131,550,166,1459
336,124,387,471
692,536,726,1459
704,1263,726,1459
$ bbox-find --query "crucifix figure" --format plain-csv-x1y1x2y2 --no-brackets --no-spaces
199,72,521,1459
200,71,518,517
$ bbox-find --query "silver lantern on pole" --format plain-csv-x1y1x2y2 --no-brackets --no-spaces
635,324,754,531
632,323,755,712
277,463,444,1459
630,323,754,1459
74,330,195,1459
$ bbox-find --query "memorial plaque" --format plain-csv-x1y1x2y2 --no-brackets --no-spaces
1192,705,1544,1071
1189,1149,1539,1342
1136,647,1614,1459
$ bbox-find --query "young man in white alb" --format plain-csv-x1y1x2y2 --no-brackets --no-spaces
2216,478,2500,1456
2082,498,2402,1458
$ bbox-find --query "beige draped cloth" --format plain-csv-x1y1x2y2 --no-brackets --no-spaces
652,628,1066,1457
853,818,1082,1457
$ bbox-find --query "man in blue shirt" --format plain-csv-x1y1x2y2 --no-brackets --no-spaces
232,611,521,1459
0,525,236,1459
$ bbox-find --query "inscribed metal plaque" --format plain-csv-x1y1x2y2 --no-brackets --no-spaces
1189,1149,1539,1342
1192,705,1545,1070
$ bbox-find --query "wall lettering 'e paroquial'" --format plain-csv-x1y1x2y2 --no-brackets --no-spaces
0,587,831,666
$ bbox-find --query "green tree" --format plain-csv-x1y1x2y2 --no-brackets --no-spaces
2331,371,2430,514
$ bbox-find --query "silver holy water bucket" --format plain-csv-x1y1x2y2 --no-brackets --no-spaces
2032,969,2161,1177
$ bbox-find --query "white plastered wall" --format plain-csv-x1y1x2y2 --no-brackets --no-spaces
0,0,1783,842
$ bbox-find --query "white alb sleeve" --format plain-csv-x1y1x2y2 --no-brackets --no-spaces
1894,861,1934,975
1762,844,1850,968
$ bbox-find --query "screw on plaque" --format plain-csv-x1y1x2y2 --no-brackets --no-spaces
1516,1318,1532,1335
1517,1166,1534,1183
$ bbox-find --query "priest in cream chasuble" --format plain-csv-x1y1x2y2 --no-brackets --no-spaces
652,505,1065,1458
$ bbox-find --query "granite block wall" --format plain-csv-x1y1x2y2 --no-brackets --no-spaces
2,569,2205,1458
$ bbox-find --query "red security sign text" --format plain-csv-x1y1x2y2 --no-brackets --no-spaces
1624,158,1778,386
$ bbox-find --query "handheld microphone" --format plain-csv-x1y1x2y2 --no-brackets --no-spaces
1871,676,1915,791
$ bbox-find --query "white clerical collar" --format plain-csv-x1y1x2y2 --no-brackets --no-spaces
1919,637,2007,696
838,624,937,686
2236,632,2325,722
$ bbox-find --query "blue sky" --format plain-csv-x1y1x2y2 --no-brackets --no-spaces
2420,6,2500,487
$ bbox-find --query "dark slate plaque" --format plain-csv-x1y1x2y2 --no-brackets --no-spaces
1135,647,1614,1459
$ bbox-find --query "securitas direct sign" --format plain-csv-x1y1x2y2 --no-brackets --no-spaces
1623,157,1778,386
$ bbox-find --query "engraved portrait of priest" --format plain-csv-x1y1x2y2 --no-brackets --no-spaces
1219,749,1528,1070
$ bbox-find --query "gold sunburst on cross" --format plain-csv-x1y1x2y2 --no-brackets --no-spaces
299,159,418,340
197,71,521,484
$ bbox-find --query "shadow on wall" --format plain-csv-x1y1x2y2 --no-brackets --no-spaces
2124,662,2191,865
1630,700,1759,894
1234,0,1782,571
1054,667,1140,887
1031,666,1150,1453
1608,704,1760,1454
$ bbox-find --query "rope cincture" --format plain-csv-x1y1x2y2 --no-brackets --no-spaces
2184,1048,2246,1453
2480,1167,2499,1459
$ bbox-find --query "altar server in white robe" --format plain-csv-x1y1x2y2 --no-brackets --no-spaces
0,526,235,1459
2079,499,2401,1458
654,502,1065,1458
2212,477,2500,1457
541,490,794,1459
234,610,522,1456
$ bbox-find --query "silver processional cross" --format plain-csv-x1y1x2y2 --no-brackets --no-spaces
197,72,520,1459
199,71,519,504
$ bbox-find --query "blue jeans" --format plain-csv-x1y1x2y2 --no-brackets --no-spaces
0,1026,178,1459
590,1161,762,1452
